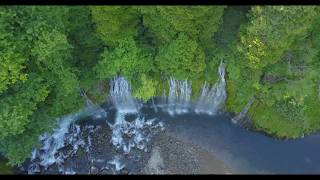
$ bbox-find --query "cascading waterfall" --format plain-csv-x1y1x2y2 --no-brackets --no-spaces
166,78,192,116
109,76,139,113
81,90,107,119
27,119,100,174
108,112,164,154
24,63,227,174
195,62,227,115
156,89,168,110
26,92,106,174
157,62,226,116
26,76,164,174
231,97,255,126
151,98,158,113
108,76,164,155
27,110,91,174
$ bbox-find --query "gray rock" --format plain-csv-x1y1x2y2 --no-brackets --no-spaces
144,146,165,174
90,166,99,174
121,169,129,174
100,169,110,174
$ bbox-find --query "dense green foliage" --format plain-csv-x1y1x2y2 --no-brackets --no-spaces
0,157,13,174
0,6,84,166
156,33,205,80
0,6,320,167
90,6,140,46
226,6,320,138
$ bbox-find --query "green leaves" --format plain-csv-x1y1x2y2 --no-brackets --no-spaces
1,5,320,166
138,6,225,47
90,6,140,46
0,74,49,139
0,7,28,93
0,51,27,94
133,74,158,102
156,33,205,80
0,6,84,165
226,6,320,138
96,36,152,81
239,6,318,70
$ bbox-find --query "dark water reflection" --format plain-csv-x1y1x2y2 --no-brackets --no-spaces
139,104,320,174
18,100,320,174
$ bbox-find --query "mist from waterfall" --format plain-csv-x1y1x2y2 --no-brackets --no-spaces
166,78,192,116
25,63,226,174
81,90,107,119
194,62,227,115
108,76,164,155
108,112,164,154
231,97,255,127
26,92,107,174
160,62,227,116
109,76,139,113
27,109,96,174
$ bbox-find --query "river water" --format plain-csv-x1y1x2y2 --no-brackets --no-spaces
143,106,320,174
18,73,320,174
18,102,320,174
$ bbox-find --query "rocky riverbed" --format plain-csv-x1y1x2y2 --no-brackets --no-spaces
143,134,231,174
17,116,232,175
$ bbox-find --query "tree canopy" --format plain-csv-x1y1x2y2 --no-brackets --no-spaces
1,6,320,166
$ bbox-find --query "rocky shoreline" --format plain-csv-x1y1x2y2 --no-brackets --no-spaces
143,133,232,174
17,117,233,175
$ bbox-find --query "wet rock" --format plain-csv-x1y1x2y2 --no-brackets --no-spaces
142,133,232,174
125,114,138,122
64,168,76,175
100,169,109,174
90,166,99,174
28,163,40,174
19,166,25,172
144,146,165,174
121,168,129,174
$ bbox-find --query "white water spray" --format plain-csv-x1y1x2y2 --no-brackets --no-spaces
108,76,164,155
166,78,192,115
231,97,255,125
27,106,99,174
195,62,227,115
109,76,139,113
81,91,107,119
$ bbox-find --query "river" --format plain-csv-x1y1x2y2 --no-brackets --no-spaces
13,102,320,174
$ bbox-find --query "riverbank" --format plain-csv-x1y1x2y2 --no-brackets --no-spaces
16,114,234,175
144,133,232,174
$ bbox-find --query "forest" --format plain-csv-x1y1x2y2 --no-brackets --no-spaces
0,6,320,167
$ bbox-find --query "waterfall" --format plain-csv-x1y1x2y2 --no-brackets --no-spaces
231,97,255,126
37,113,83,168
156,89,167,110
166,77,192,115
108,156,125,172
108,76,164,155
81,90,107,119
151,98,158,113
26,105,101,174
108,112,163,154
152,62,226,116
194,62,227,115
27,76,165,174
24,62,229,174
27,110,88,174
109,76,139,113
